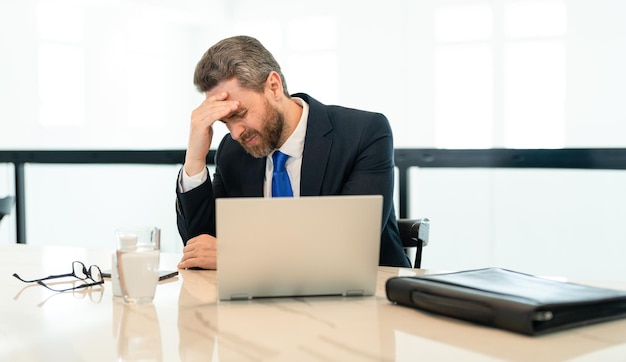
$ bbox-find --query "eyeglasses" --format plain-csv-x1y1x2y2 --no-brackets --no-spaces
13,261,104,292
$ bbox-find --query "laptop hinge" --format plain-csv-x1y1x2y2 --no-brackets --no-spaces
230,293,251,300
345,290,364,297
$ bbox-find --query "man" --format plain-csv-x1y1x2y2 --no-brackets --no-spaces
176,35,410,269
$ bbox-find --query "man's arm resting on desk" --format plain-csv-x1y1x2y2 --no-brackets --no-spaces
176,167,218,270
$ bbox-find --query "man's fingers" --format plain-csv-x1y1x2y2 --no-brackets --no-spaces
178,255,217,270
179,235,217,269
178,257,196,269
206,91,228,102
195,92,239,122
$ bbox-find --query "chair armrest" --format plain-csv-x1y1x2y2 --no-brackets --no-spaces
397,218,430,248
397,218,430,268
0,196,15,222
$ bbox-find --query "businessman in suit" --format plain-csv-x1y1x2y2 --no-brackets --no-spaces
176,35,410,269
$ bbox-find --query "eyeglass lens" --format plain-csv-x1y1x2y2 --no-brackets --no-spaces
69,261,103,283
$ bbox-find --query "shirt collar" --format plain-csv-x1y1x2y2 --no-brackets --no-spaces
276,97,308,160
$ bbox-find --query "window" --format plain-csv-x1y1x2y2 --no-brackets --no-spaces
37,1,85,127
433,0,566,148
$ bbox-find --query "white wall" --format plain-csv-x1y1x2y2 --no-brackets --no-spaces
1,0,625,281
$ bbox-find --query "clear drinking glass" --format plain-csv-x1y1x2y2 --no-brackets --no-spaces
115,227,161,304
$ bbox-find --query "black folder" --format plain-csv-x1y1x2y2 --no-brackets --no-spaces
385,268,626,335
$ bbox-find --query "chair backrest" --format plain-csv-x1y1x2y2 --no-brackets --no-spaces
0,196,15,222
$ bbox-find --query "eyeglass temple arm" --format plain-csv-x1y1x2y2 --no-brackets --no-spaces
37,279,103,293
12,272,75,284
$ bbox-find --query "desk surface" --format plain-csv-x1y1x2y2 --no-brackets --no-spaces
2,243,626,361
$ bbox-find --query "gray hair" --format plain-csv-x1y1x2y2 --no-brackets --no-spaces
193,35,289,96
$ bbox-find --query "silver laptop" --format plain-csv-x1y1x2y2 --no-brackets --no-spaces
216,195,382,300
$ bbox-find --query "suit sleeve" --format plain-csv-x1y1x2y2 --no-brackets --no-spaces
175,171,217,244
339,113,396,224
175,137,230,244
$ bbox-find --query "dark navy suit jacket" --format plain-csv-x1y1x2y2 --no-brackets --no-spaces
176,93,410,267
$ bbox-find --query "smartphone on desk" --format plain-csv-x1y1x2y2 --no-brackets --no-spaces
102,269,179,281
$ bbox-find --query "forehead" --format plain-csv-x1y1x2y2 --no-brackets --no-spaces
206,78,264,106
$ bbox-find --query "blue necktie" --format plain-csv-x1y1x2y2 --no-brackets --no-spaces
272,151,293,197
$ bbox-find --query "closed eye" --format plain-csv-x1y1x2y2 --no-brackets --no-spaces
230,108,248,119
221,108,247,125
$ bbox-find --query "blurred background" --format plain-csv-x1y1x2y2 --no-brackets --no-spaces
1,0,625,281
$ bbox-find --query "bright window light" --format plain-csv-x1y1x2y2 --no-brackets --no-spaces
504,40,565,148
125,16,166,55
505,0,567,38
38,43,85,126
36,1,84,42
286,52,339,103
287,16,338,51
434,45,493,148
127,54,166,129
435,4,492,42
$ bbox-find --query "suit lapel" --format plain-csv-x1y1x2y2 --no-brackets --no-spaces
240,156,266,197
297,94,333,196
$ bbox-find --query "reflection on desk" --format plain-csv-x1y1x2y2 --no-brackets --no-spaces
3,243,626,361
114,301,163,361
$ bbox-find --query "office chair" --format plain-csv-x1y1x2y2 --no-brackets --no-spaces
397,218,430,268
0,196,15,223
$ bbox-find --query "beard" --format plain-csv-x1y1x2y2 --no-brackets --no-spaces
238,99,285,158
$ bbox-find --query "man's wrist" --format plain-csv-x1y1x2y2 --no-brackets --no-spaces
184,160,206,177
179,167,208,192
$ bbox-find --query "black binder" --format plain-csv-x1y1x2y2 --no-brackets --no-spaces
385,268,626,335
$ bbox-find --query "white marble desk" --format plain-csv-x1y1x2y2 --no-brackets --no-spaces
2,243,626,361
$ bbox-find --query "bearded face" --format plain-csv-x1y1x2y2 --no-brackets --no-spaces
237,98,286,158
